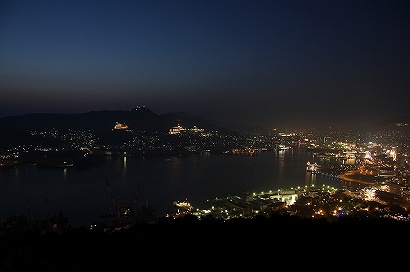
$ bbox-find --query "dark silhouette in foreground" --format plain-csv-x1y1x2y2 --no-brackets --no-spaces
0,213,408,271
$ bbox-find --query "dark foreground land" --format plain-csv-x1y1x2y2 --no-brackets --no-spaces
1,214,408,271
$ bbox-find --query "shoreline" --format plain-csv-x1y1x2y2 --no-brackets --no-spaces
339,170,382,185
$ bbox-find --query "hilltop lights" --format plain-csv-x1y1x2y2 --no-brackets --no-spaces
113,122,128,130
168,124,205,135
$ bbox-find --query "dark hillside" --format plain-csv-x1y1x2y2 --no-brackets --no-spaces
0,107,162,133
0,107,236,136
0,107,238,150
0,214,408,271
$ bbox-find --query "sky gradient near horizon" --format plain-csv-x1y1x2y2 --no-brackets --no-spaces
1,0,409,129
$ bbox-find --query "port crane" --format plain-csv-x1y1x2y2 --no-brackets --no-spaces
104,179,132,219
103,179,159,224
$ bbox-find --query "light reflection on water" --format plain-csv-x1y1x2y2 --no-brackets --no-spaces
0,148,351,227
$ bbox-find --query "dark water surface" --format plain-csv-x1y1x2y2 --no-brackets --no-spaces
0,147,347,227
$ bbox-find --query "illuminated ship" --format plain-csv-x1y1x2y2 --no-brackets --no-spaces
278,144,291,150
172,199,193,218
306,161,320,173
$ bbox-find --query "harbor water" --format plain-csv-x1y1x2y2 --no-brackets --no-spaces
0,147,351,227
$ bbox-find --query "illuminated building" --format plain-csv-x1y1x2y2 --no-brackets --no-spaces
113,122,128,130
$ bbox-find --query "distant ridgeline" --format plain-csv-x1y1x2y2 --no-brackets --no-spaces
0,106,237,150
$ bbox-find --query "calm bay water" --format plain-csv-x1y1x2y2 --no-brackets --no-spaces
0,147,348,227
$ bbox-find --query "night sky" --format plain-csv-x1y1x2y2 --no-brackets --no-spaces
1,0,409,129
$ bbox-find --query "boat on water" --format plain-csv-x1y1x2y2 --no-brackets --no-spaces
173,199,192,211
35,160,74,169
170,199,193,218
306,161,320,172
75,153,105,169
277,144,291,150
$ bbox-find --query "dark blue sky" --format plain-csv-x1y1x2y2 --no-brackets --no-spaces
1,0,409,129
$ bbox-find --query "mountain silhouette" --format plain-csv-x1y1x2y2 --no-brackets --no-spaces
0,106,238,150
